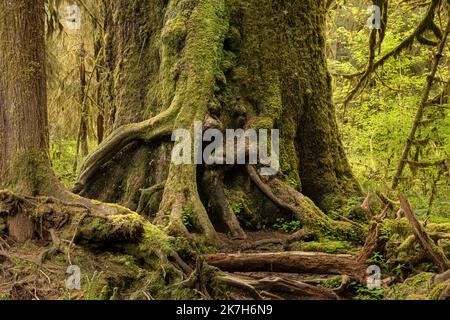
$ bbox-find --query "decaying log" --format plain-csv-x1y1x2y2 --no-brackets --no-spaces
205,251,367,282
399,193,450,272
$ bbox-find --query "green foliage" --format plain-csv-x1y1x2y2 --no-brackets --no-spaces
182,207,194,230
50,138,79,187
231,202,253,229
350,281,385,300
272,218,302,233
84,271,108,300
391,263,405,277
328,0,450,218
231,202,244,217
320,276,343,289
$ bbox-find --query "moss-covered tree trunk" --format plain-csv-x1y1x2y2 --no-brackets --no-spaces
0,0,51,194
74,0,362,243
0,0,58,241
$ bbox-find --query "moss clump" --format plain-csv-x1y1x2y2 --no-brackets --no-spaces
290,239,357,254
75,212,145,243
383,218,450,239
428,281,449,300
224,187,261,230
7,149,54,195
438,239,450,258
320,275,343,289
344,206,369,224
385,272,435,300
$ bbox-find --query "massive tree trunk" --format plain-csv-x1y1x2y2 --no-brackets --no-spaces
74,0,362,243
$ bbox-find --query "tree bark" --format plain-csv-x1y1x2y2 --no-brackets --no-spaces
0,0,129,242
0,0,51,194
0,0,52,240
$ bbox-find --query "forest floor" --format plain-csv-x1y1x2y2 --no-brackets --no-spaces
1,221,449,300
0,231,353,300
0,189,449,300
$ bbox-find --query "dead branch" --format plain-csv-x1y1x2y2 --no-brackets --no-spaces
399,192,450,272
357,205,389,263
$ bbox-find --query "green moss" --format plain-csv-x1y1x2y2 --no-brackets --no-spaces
6,148,54,196
385,272,434,300
0,293,11,300
290,239,356,254
406,294,428,300
428,216,450,224
75,212,145,243
383,218,450,239
428,281,449,300
224,187,263,230
161,12,187,50
320,275,343,289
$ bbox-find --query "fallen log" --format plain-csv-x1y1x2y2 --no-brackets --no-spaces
204,251,367,282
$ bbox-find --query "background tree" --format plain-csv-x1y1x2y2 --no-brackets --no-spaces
0,0,56,240
0,0,128,242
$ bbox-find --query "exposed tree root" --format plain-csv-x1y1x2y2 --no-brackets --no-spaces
137,183,165,217
434,269,450,285
155,174,220,244
0,190,144,244
246,165,363,242
216,272,339,300
202,170,246,239
73,108,177,194
37,228,61,266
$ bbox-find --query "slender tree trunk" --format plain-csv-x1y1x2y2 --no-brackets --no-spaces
0,0,122,242
0,0,50,194
0,0,52,241
79,42,89,157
